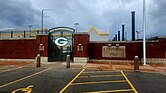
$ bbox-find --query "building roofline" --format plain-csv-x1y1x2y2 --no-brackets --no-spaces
87,26,109,36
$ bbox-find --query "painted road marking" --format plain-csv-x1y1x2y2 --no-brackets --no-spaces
71,80,127,85
83,89,133,93
0,68,52,89
59,69,85,93
83,70,118,74
12,85,33,93
60,69,137,93
121,71,138,93
0,66,23,73
0,66,8,70
78,74,123,78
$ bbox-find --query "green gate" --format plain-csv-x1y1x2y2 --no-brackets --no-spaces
48,27,75,62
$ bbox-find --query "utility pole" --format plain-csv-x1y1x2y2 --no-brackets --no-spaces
42,9,43,34
143,0,146,65
42,9,50,34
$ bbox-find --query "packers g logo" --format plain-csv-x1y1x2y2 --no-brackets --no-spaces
55,37,68,46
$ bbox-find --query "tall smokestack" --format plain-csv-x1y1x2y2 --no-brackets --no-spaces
122,25,125,41
118,31,120,41
131,11,135,41
115,34,117,41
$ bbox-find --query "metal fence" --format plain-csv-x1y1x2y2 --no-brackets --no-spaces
0,30,48,39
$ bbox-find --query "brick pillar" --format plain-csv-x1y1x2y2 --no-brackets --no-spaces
36,35,48,62
74,32,89,63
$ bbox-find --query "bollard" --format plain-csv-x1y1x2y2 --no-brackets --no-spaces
66,55,70,68
36,54,41,67
134,56,139,72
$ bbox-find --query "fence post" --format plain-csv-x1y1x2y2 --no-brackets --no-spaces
0,31,1,39
11,31,13,38
24,31,25,38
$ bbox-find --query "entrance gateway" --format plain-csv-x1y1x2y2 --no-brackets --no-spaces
48,27,75,62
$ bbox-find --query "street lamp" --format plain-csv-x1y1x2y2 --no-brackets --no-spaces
28,25,33,37
74,23,79,33
42,9,50,34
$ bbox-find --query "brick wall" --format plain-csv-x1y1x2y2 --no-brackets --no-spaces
89,38,165,60
36,35,48,57
89,42,141,60
74,33,166,61
74,33,89,57
0,35,48,59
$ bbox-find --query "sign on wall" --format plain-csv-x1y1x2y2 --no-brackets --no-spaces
102,46,126,58
55,37,69,46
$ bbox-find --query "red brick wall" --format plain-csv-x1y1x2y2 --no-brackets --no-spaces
73,33,166,60
89,39,165,60
0,39,37,59
146,38,165,58
74,33,89,57
36,35,48,57
0,35,48,59
89,42,142,60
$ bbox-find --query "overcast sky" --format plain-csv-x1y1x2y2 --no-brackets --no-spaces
0,0,166,40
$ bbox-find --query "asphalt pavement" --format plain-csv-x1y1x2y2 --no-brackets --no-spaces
0,66,166,93
0,66,82,93
124,71,166,93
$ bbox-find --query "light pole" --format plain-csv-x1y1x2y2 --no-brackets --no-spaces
42,9,50,34
74,23,79,33
28,25,33,37
125,32,127,41
143,0,146,65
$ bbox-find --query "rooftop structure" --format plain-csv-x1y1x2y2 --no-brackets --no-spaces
87,26,109,41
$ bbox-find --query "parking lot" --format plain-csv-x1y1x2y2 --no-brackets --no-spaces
0,66,82,93
61,69,137,93
0,64,166,93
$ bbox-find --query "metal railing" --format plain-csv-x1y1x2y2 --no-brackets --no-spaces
0,30,48,39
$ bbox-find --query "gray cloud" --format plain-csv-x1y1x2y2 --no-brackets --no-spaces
148,0,166,37
0,0,166,40
0,0,40,29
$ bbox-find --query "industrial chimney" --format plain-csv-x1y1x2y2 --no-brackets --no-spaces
122,25,125,41
131,11,135,41
118,31,120,41
115,34,117,41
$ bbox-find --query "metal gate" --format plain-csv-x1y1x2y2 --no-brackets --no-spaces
48,27,75,62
